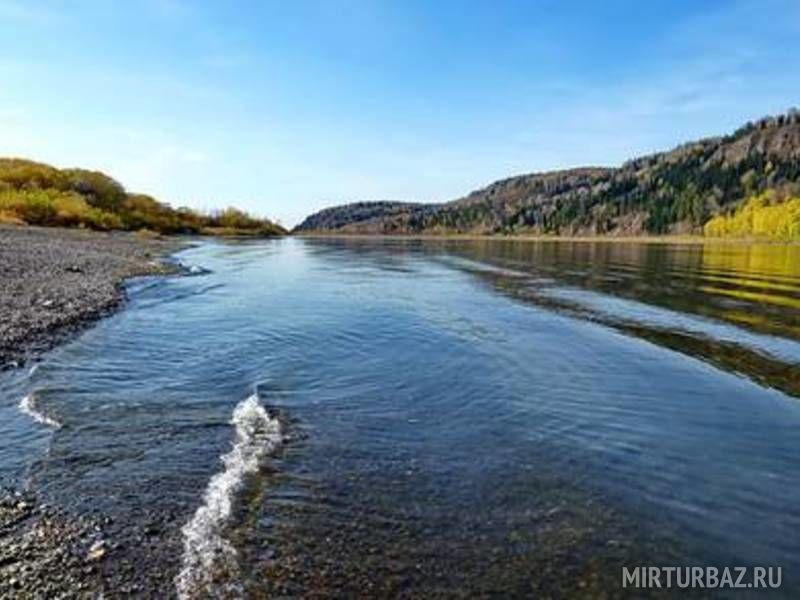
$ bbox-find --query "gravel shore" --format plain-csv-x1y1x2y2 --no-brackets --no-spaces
1,225,187,597
0,225,184,369
0,488,110,597
0,486,186,598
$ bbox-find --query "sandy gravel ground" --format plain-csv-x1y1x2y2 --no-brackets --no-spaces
0,225,187,597
0,225,184,368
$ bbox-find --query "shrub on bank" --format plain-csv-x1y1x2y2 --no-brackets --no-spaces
0,189,123,230
0,158,285,237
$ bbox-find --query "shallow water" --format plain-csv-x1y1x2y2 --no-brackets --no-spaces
1,238,799,597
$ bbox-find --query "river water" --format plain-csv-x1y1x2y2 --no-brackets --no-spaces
1,237,799,597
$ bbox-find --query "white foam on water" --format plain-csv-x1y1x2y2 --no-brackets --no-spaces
18,393,61,429
176,394,282,599
176,259,210,276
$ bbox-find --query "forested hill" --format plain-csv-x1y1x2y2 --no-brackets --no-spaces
295,111,800,236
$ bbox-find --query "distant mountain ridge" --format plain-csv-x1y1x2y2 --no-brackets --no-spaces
295,111,800,236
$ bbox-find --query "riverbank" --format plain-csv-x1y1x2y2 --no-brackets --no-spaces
0,488,110,596
0,224,189,596
294,232,800,245
0,225,186,369
0,483,186,597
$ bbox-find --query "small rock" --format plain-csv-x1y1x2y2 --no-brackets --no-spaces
144,523,160,536
86,540,107,562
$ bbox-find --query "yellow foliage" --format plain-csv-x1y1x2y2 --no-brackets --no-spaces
0,210,26,225
704,191,800,240
0,156,286,236
0,189,122,230
134,228,162,239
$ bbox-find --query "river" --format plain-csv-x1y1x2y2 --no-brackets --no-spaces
2,237,798,597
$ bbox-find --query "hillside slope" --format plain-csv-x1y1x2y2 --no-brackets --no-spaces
295,111,800,236
0,158,286,237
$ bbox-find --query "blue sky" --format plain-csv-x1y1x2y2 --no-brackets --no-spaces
0,1,798,227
